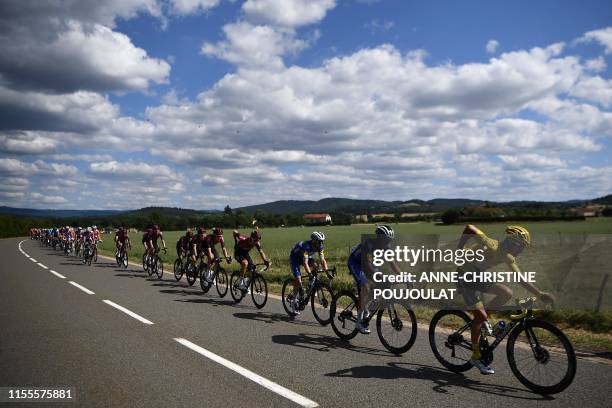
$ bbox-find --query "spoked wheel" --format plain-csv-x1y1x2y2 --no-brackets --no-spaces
311,282,333,326
142,254,149,272
215,267,228,298
429,310,473,372
155,257,164,280
251,273,268,309
229,271,246,303
200,264,212,293
122,252,129,269
186,263,196,286
93,248,98,263
173,259,183,281
281,278,299,317
330,290,359,341
507,319,576,394
376,301,418,355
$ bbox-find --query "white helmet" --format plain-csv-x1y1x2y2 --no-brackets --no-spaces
311,231,325,242
375,225,394,239
87,227,92,232
92,225,97,230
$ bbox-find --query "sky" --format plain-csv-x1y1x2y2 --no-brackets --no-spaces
0,0,611,210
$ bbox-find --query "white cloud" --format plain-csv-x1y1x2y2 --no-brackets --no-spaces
585,56,606,72
577,27,612,54
242,0,337,27
570,76,612,108
169,0,220,15
485,39,499,53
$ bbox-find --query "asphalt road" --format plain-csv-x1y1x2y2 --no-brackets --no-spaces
1,237,610,407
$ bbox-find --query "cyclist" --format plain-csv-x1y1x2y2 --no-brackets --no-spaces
149,224,167,256
176,229,193,260
457,224,554,375
115,227,131,257
202,227,232,266
288,232,328,314
142,227,153,255
232,229,270,290
189,227,207,266
347,225,398,334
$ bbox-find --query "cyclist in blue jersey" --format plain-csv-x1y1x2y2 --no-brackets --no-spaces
348,225,398,334
288,232,328,314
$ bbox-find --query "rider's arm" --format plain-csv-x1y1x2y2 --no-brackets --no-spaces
302,253,311,274
319,251,328,270
256,243,269,264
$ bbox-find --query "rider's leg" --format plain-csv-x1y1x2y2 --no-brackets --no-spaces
471,305,487,360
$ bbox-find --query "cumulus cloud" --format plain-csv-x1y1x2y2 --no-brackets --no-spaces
577,27,612,54
242,0,337,27
485,39,499,53
169,0,220,15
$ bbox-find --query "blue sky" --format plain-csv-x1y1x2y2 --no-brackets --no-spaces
0,0,611,209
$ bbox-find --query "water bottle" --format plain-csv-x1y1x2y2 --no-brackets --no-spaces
493,320,506,338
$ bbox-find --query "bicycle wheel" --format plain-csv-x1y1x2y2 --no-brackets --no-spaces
330,290,359,340
142,254,148,272
173,259,183,281
155,257,164,279
215,268,229,298
507,319,576,394
428,310,473,373
311,282,333,326
251,273,268,309
281,278,298,317
229,271,245,303
186,263,196,286
93,248,98,263
376,302,417,355
123,252,129,268
200,264,212,293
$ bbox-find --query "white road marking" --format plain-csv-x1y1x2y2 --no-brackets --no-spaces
102,300,154,325
37,263,48,269
29,258,37,262
50,270,66,279
174,338,318,408
68,281,95,295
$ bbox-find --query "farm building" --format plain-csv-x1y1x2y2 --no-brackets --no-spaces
303,213,332,225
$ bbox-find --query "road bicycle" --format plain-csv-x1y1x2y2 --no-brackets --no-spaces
330,290,418,355
115,244,130,269
428,297,576,394
229,263,269,309
143,248,166,279
199,257,230,298
281,266,335,325
173,252,190,282
82,242,95,266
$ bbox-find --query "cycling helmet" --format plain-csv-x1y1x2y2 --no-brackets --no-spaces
197,227,206,236
311,231,325,242
87,227,92,232
505,225,531,247
92,225,97,230
186,228,193,237
375,225,394,239
153,224,160,231
213,227,223,236
251,230,262,241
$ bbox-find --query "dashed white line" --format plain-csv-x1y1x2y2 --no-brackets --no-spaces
29,258,37,262
174,338,318,408
102,300,154,325
37,263,48,269
50,270,66,279
68,281,95,295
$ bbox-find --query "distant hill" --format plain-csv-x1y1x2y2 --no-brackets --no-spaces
121,206,220,217
0,206,125,218
593,194,612,205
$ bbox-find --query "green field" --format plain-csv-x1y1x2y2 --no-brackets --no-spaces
99,218,612,291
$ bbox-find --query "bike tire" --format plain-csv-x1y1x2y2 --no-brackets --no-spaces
229,270,245,303
330,290,359,341
142,254,148,272
156,257,164,280
215,268,228,298
376,302,417,355
428,310,473,373
200,264,212,293
251,273,268,309
281,278,298,317
506,319,576,394
173,259,183,281
123,253,129,269
186,263,196,286
93,248,97,263
311,281,333,326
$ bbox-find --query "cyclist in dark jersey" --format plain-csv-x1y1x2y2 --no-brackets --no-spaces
114,227,131,256
189,227,207,265
202,227,231,265
232,229,270,290
176,229,193,259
